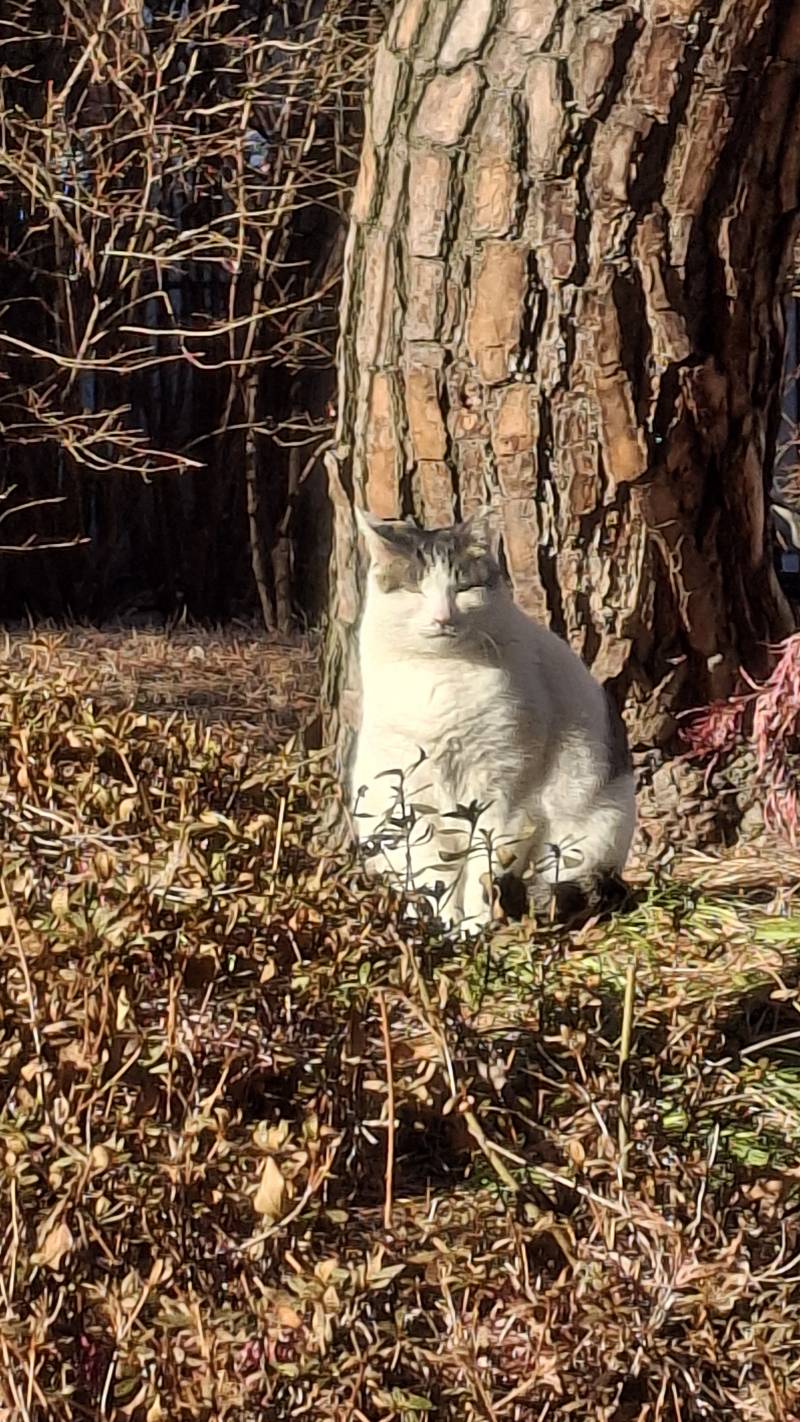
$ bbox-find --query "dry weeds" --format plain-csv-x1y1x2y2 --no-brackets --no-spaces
0,622,318,744
0,630,799,1420
683,631,800,843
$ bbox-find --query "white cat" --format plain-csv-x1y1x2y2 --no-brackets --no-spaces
350,507,635,930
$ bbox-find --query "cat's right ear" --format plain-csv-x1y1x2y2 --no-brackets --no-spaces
355,507,403,567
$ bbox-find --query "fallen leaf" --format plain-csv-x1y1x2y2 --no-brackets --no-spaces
276,1303,303,1329
567,1138,586,1168
93,850,113,881
59,1041,92,1070
116,986,131,1030
253,1156,288,1219
314,1257,340,1285
89,1144,111,1173
253,1118,291,1152
33,1220,73,1271
51,885,70,918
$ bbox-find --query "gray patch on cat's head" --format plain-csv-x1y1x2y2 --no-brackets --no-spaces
356,506,502,593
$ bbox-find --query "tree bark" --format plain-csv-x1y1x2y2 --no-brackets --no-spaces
324,0,800,781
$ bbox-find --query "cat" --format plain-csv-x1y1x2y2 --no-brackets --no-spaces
350,506,635,930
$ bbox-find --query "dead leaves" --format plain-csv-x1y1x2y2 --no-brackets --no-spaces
0,637,799,1422
253,1157,290,1219
32,1218,73,1271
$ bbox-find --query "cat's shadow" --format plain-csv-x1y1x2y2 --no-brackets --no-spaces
384,924,800,1203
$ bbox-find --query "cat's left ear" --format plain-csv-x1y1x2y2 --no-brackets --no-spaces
463,504,500,558
355,507,411,566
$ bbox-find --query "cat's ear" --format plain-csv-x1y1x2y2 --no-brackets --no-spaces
355,507,410,566
463,504,500,558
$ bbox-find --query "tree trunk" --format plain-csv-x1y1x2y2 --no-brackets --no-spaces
324,0,800,782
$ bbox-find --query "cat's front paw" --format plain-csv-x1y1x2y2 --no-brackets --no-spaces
524,871,629,926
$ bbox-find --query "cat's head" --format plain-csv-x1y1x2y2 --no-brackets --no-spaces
356,506,505,650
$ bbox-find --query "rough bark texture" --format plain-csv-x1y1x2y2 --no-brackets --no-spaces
324,0,800,778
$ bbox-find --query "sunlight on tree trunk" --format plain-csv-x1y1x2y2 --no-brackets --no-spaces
324,0,800,790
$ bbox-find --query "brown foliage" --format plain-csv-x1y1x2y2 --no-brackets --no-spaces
0,632,799,1418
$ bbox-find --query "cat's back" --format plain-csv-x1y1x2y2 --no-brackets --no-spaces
500,601,607,724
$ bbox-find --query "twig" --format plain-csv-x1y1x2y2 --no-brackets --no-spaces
618,956,637,1169
1,878,47,1122
690,1121,720,1237
462,1107,519,1194
0,1333,31,1422
740,1027,800,1058
377,991,395,1231
272,795,287,874
243,372,275,632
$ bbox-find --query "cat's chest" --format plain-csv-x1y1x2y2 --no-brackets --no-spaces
371,660,520,785
382,660,499,721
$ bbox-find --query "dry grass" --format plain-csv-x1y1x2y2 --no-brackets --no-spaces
1,629,800,1420
0,622,319,744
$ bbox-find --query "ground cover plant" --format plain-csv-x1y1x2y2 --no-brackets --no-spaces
1,630,800,1420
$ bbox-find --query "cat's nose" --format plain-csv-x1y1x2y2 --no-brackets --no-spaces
432,605,453,627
